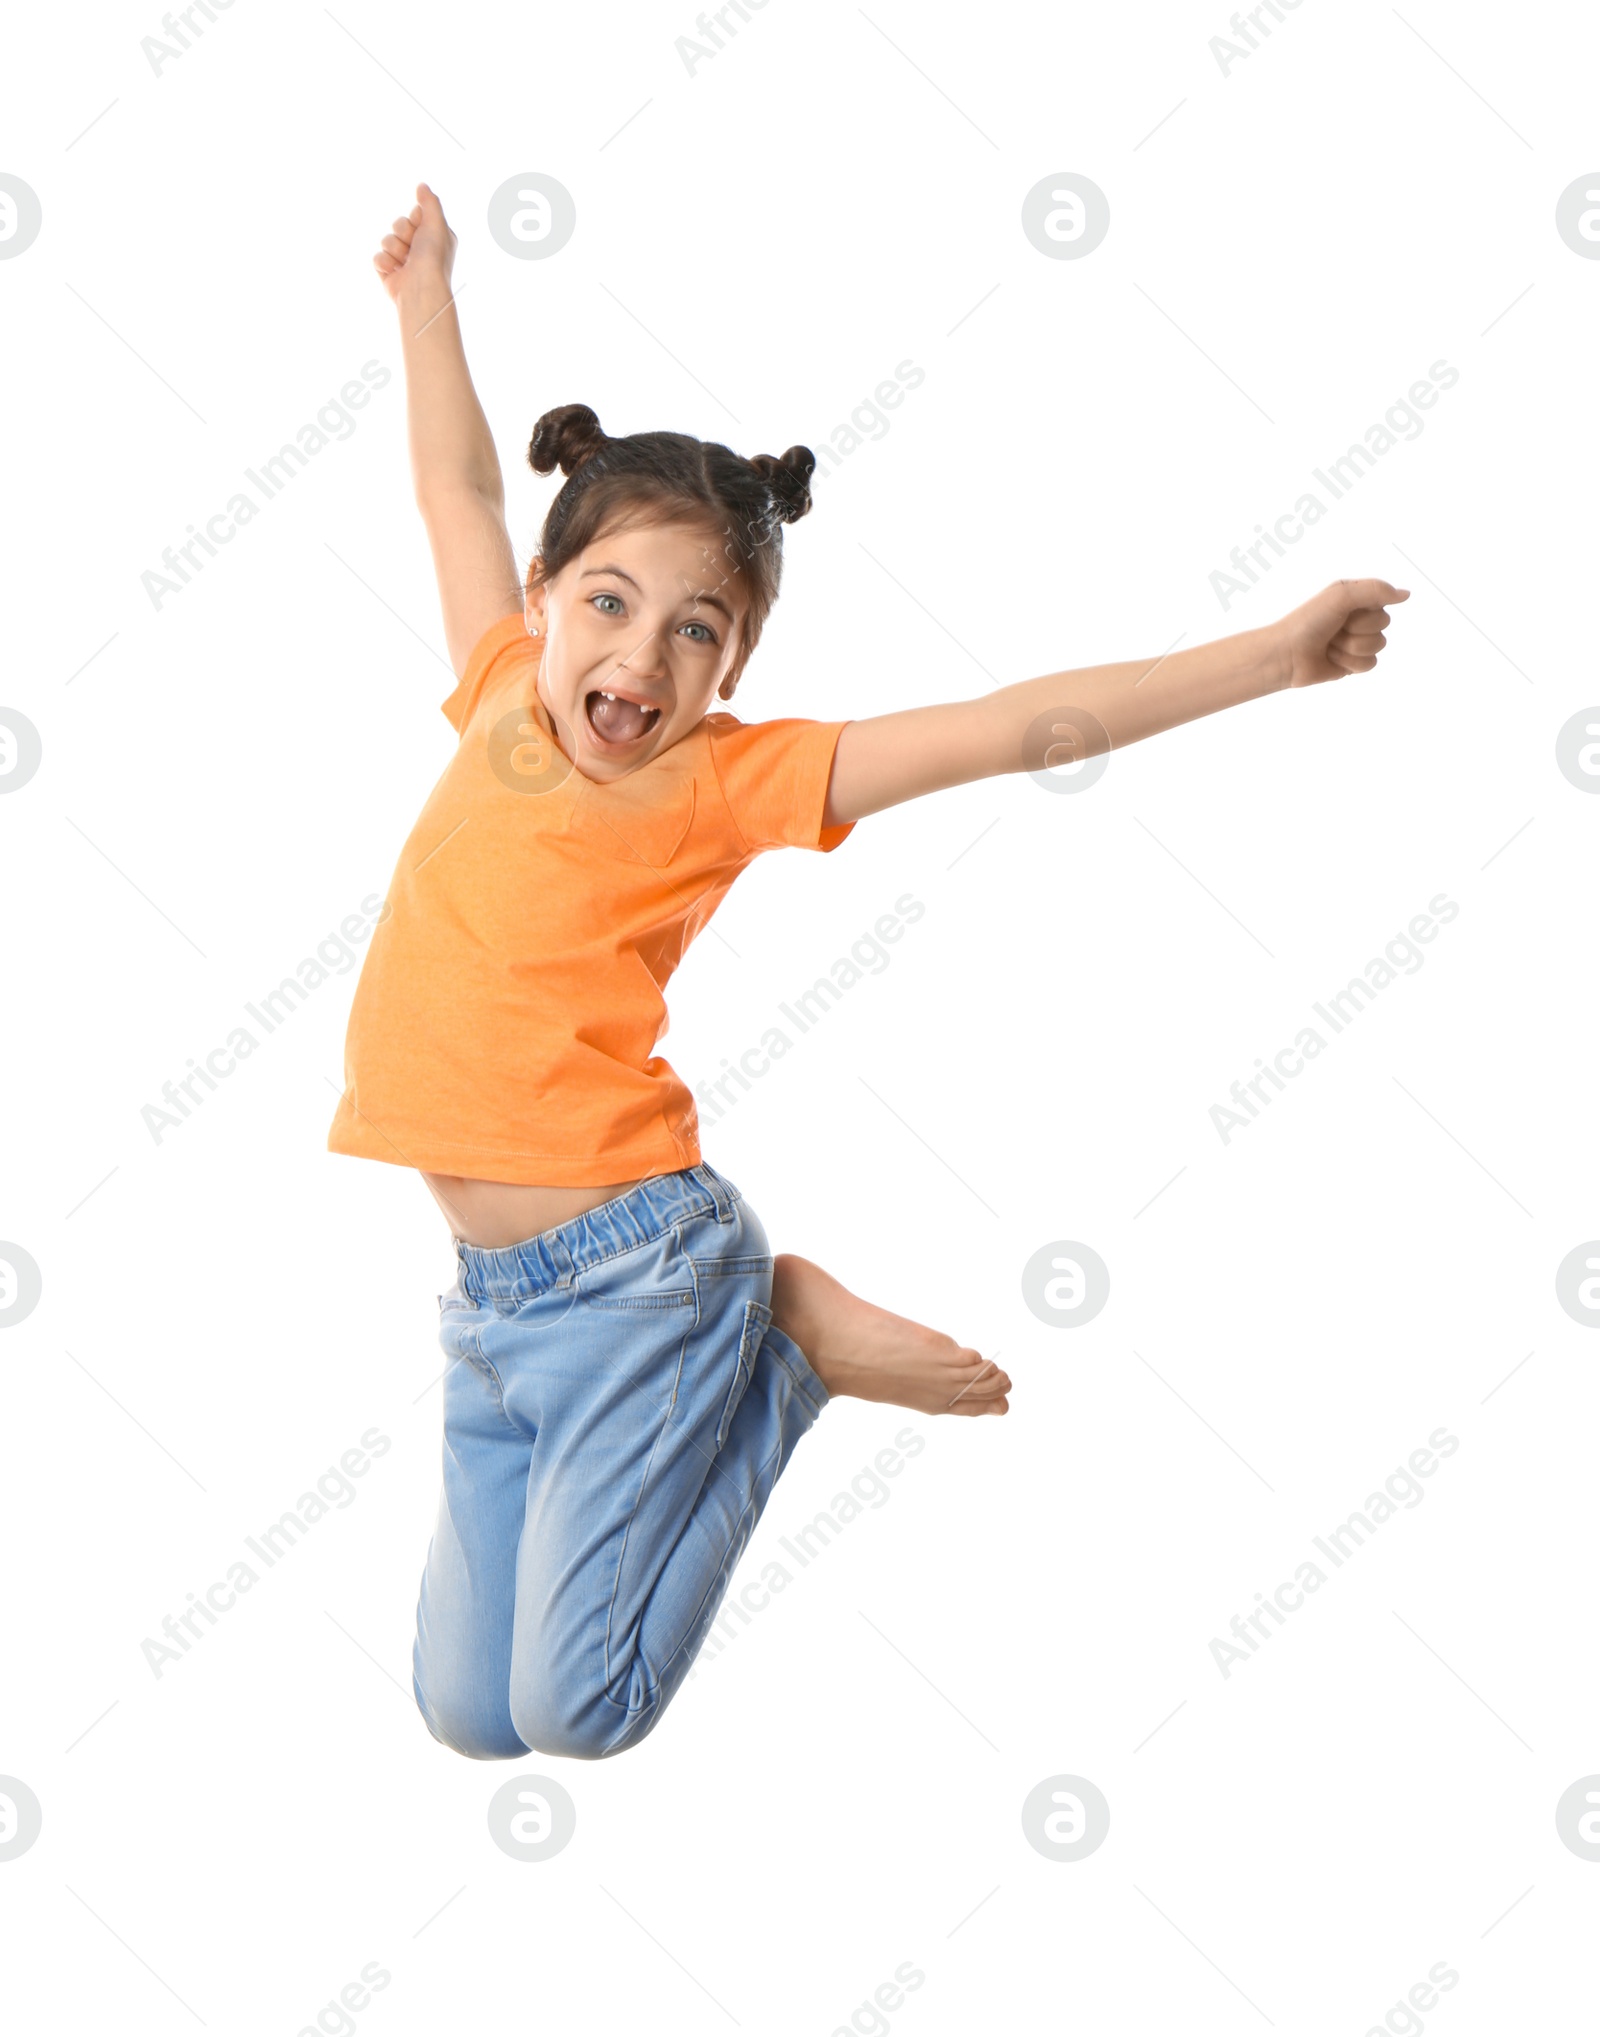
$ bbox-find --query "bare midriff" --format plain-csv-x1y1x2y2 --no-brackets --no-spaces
421,1171,642,1251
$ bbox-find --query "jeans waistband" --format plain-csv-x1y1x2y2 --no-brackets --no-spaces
452,1162,741,1305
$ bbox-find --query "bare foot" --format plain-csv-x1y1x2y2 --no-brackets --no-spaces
769,1254,1011,1416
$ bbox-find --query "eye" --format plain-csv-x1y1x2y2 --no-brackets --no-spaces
590,592,625,616
680,620,716,644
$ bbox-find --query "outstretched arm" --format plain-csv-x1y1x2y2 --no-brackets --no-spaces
373,183,521,677
821,579,1411,827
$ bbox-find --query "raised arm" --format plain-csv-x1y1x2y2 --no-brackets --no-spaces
822,579,1411,826
373,183,521,677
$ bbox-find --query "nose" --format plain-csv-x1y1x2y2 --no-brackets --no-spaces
614,623,672,684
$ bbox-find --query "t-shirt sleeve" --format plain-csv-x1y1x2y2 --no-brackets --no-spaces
706,715,856,854
440,612,533,734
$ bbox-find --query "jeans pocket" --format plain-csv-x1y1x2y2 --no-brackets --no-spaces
437,1291,484,1360
714,1297,772,1451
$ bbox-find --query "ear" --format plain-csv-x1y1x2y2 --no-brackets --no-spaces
523,566,547,637
717,627,749,702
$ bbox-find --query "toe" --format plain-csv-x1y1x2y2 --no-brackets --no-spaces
950,1375,1011,1412
959,1360,1010,1396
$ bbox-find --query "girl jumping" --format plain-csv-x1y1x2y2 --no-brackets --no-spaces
329,183,1408,1761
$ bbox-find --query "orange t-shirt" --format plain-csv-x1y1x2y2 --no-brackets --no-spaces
326,613,854,1186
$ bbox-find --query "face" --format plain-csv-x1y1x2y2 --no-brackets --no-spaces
524,517,752,782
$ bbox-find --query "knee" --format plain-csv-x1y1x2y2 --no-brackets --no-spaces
508,1675,647,1763
414,1668,527,1762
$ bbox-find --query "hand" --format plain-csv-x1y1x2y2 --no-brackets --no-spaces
372,182,457,304
1272,578,1411,689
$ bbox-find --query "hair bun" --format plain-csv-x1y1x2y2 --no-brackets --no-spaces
528,403,608,478
748,444,816,525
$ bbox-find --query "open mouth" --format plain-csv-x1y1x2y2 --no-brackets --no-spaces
585,688,662,747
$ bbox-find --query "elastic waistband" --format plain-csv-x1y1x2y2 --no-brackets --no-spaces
452,1162,741,1304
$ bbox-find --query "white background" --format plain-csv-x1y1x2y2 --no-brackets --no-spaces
3,0,1598,2030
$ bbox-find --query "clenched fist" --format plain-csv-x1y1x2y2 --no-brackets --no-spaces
372,181,457,305
1271,578,1411,688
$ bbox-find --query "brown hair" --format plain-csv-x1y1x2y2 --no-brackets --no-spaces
526,403,815,681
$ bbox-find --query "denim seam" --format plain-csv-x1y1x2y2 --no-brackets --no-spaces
711,1298,761,1451
476,1285,583,1331
656,1430,788,1695
607,1294,774,1712
764,1335,828,1420
599,1243,697,1698
444,1337,515,1428
579,1291,696,1313
478,1357,515,1422
688,1254,772,1278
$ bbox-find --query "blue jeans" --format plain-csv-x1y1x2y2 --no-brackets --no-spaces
412,1162,829,1760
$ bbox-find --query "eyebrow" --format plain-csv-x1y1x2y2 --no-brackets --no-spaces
580,564,737,624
